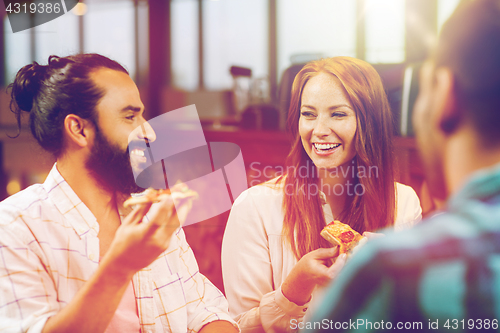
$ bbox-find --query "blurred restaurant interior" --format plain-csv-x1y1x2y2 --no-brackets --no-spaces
0,0,462,292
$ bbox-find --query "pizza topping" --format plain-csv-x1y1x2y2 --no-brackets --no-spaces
320,220,365,255
339,231,354,243
123,189,169,208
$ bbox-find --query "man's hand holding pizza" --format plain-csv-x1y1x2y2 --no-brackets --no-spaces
102,194,178,278
103,186,198,278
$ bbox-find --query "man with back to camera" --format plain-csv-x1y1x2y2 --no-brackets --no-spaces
0,54,238,333
304,0,500,332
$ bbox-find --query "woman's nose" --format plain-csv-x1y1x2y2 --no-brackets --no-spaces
312,116,331,137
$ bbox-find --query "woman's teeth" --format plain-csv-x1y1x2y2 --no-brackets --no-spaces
313,143,340,151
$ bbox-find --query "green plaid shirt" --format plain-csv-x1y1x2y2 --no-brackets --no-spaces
305,163,500,333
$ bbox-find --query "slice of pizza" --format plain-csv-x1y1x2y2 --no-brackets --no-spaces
123,185,198,208
320,220,364,255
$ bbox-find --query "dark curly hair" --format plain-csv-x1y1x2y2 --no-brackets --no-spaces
8,53,128,157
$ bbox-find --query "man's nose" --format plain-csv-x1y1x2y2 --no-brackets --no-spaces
138,120,156,143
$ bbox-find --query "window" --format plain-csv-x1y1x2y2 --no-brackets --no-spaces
4,0,138,83
4,16,31,83
84,1,136,78
277,0,356,78
34,11,79,65
438,0,461,32
171,0,199,91
203,0,268,90
364,0,405,63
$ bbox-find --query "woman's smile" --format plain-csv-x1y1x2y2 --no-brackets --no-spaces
312,142,341,156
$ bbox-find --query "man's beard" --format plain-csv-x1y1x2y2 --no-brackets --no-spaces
86,126,144,194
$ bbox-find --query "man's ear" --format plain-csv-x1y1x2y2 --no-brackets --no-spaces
434,67,461,135
63,114,94,148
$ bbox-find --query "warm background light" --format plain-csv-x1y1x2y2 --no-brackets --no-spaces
72,2,88,16
6,179,21,196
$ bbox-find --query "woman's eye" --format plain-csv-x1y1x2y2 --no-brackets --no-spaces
331,112,347,118
300,111,316,118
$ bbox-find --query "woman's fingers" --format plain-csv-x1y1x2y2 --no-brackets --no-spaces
313,246,339,259
327,253,347,279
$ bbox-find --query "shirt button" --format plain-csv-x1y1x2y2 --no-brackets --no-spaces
89,253,95,261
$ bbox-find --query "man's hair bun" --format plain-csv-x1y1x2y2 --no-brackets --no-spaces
10,61,48,112
47,55,73,69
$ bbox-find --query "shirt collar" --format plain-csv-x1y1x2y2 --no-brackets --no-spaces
319,190,327,205
43,163,99,238
448,161,500,211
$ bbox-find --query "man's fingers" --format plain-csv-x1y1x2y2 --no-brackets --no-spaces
144,198,178,234
156,214,181,234
122,201,153,225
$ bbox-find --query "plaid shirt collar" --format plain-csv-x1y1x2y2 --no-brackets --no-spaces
43,163,99,239
450,162,500,208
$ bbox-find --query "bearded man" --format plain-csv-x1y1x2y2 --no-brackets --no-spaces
0,54,238,333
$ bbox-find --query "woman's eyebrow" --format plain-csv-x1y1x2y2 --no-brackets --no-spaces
301,104,353,110
329,104,353,110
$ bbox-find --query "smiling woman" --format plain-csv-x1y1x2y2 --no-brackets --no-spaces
284,57,399,246
298,72,357,172
221,57,423,333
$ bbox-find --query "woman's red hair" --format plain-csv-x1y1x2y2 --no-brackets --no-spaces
280,57,396,260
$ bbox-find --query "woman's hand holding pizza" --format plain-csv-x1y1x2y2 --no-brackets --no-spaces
326,251,347,279
281,247,347,306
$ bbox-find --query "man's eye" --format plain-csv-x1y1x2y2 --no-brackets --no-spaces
126,115,135,120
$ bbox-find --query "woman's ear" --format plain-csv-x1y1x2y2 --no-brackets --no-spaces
434,67,461,135
63,114,94,148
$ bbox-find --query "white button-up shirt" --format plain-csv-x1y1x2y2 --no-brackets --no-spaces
0,164,235,333
222,180,422,333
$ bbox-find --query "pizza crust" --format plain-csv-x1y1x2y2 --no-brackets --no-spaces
320,228,341,247
123,185,198,208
